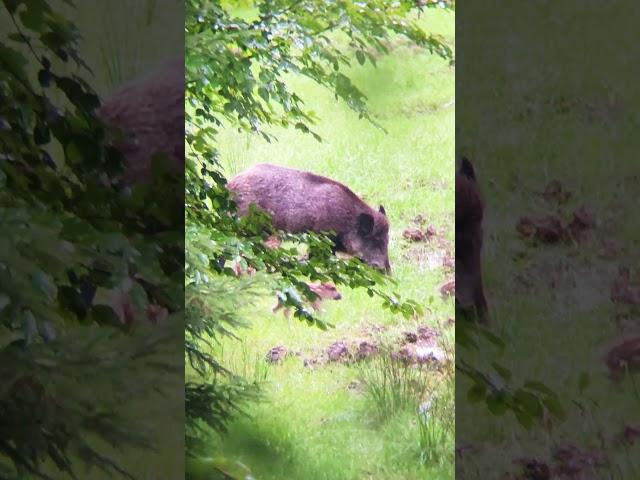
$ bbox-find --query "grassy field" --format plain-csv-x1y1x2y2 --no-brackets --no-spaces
456,2,640,478
211,9,455,480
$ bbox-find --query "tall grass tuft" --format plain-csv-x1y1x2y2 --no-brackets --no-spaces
358,348,431,422
417,373,454,466
96,0,159,89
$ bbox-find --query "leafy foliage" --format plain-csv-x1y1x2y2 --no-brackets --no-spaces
456,314,566,431
1,0,182,477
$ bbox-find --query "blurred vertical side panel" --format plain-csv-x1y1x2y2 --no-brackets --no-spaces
0,1,184,479
457,1,640,478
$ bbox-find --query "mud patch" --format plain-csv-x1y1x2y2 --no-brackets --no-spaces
517,206,596,244
438,278,455,298
604,335,640,380
402,247,448,271
514,445,607,480
610,267,640,305
400,215,452,272
265,345,300,364
300,322,448,369
615,424,640,446
403,226,433,242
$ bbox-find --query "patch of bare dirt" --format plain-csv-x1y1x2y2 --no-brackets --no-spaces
297,322,447,369
597,237,624,260
514,458,550,480
326,341,350,362
355,340,378,360
439,278,455,298
399,214,452,273
604,335,640,380
402,225,437,242
513,446,607,480
614,424,640,446
442,252,454,271
394,344,446,366
393,324,445,366
516,205,596,244
552,446,607,478
610,267,640,305
265,345,300,364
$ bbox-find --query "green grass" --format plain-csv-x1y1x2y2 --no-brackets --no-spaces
456,2,640,478
211,9,455,480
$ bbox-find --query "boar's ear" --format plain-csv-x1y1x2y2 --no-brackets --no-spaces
378,205,386,216
459,156,476,180
357,213,375,236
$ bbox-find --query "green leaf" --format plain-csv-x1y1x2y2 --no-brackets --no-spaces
486,392,508,416
491,361,512,382
64,141,83,165
515,409,535,429
513,390,543,419
19,1,49,31
523,381,554,396
0,44,29,84
542,395,566,421
467,384,485,403
258,87,270,102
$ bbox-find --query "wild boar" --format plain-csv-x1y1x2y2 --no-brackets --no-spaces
272,281,343,318
82,56,183,325
96,55,184,185
228,163,391,272
456,157,489,322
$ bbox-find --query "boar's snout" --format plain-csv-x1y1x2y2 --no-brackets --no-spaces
366,258,391,275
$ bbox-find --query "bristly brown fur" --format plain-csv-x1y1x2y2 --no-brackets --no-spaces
228,163,391,272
